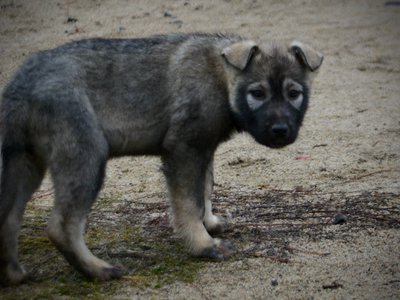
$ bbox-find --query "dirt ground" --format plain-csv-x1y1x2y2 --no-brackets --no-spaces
0,0,399,299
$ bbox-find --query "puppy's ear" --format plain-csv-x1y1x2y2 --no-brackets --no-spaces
290,41,323,72
222,40,259,71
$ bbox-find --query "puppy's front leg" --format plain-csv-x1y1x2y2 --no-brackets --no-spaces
203,159,226,235
162,151,233,260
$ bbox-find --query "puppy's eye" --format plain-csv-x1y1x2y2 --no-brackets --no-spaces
288,89,302,99
249,89,266,100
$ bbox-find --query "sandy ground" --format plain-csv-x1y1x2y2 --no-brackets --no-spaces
0,0,399,299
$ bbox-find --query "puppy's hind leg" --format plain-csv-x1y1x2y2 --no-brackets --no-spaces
0,145,45,286
47,129,124,281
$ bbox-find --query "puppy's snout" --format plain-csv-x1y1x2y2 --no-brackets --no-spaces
271,123,289,138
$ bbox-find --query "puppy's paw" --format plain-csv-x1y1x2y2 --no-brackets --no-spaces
204,215,228,235
84,264,126,281
97,265,126,281
198,239,234,260
0,263,28,286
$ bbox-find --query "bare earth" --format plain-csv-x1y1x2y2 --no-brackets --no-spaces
0,0,399,299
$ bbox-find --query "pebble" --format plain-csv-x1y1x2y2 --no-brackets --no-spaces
271,278,279,286
334,213,347,224
67,17,78,23
164,11,173,18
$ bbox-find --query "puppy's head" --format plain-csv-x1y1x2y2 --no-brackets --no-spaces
222,39,323,148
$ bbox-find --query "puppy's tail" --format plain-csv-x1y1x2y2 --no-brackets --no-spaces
0,74,41,226
0,133,16,225
0,134,10,225
0,120,28,226
0,112,46,227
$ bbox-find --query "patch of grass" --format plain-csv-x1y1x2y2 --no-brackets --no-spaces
134,240,206,288
1,198,208,299
87,225,206,288
19,236,53,253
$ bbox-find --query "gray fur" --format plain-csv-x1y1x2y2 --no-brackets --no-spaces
0,33,322,285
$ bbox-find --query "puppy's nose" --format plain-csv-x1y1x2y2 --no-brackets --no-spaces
271,123,289,137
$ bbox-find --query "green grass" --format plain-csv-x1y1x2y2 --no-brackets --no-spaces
0,195,208,299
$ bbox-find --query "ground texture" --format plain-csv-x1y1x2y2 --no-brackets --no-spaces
0,0,399,299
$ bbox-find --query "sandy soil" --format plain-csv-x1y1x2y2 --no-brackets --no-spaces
0,0,399,299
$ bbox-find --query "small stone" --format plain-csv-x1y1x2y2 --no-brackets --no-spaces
334,213,347,224
67,17,78,23
171,20,183,28
164,11,173,18
271,278,279,286
357,66,367,72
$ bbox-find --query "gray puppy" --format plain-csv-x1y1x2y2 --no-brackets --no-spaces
0,33,323,285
